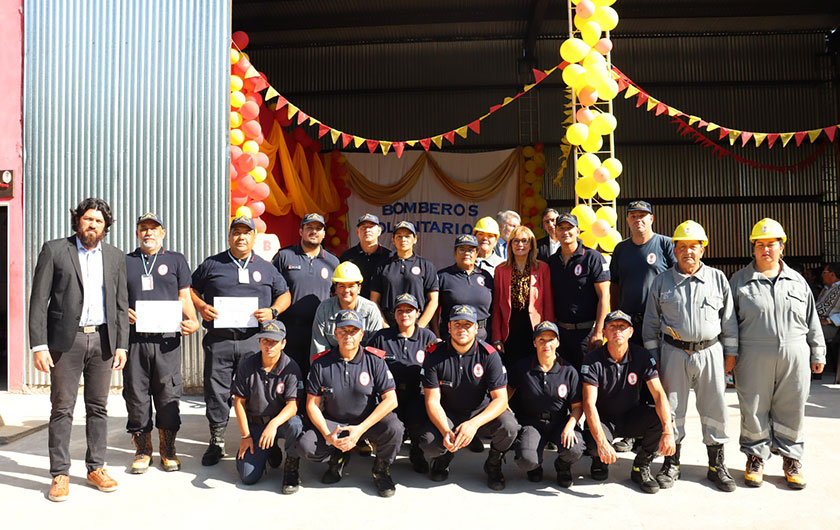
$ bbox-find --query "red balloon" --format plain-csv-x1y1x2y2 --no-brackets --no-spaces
528,206,539,216
246,200,266,217
300,134,313,148
535,167,545,176
534,142,545,152
254,133,264,145
524,188,534,197
239,174,257,194
232,31,249,51
311,141,322,152
336,228,349,240
229,163,237,177
339,187,352,199
251,182,270,201
275,109,292,127
255,152,269,168
244,75,268,93
240,101,260,121
242,120,262,140
338,203,349,215
254,217,267,234
230,145,242,160
232,57,251,76
245,92,263,106
236,152,257,173
292,127,307,142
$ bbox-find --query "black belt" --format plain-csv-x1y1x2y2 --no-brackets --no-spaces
209,328,258,340
663,334,719,352
78,324,106,334
132,331,179,340
246,414,272,425
557,320,594,330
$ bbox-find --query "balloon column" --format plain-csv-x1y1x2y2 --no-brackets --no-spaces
560,0,622,252
520,144,549,237
229,30,271,233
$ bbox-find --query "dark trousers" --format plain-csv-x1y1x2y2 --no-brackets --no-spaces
299,412,404,464
123,333,183,433
503,309,535,369
280,316,313,376
418,409,519,459
514,421,586,471
395,387,427,441
203,333,259,425
583,404,662,457
559,327,590,370
236,416,303,484
48,328,113,476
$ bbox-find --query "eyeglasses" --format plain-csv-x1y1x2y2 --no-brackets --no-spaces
510,238,530,245
456,247,477,254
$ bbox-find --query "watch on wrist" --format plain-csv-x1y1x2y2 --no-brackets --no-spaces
271,308,280,319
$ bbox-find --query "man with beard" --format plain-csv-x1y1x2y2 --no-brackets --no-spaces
123,213,199,474
30,197,129,501
340,213,393,299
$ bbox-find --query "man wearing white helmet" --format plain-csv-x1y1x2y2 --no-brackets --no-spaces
642,220,738,493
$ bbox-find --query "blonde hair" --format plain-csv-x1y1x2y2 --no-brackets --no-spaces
506,225,538,268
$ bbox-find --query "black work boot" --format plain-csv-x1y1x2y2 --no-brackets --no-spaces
590,456,609,481
631,450,660,494
322,449,351,484
526,466,543,482
282,456,301,494
372,458,396,497
130,432,153,474
158,429,181,472
555,457,573,488
409,441,429,474
706,444,736,492
656,443,681,489
429,452,454,482
483,447,506,491
267,444,284,469
468,437,485,453
201,422,227,466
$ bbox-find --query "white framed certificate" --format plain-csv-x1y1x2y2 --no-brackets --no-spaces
213,296,259,328
135,300,183,333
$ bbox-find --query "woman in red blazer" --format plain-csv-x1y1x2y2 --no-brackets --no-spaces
491,225,555,367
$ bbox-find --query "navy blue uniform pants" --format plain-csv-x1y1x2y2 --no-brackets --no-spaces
299,412,404,464
583,404,661,456
123,333,182,433
514,420,585,471
202,333,259,425
236,416,303,484
418,409,519,459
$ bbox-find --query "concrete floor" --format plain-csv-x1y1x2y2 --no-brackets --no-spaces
1,378,839,530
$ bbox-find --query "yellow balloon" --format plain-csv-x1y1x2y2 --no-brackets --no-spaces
562,64,587,90
573,14,591,31
590,112,617,135
249,166,267,182
599,78,619,101
593,0,616,6
598,179,620,200
582,51,607,69
230,49,240,65
242,140,259,153
584,63,611,91
580,230,599,249
598,230,622,253
230,111,242,128
230,90,245,108
524,160,537,172
577,153,601,178
535,196,548,210
230,128,244,146
593,6,619,32
595,206,617,227
524,171,538,183
602,157,623,178
580,20,602,47
534,152,546,165
566,123,590,146
235,205,253,218
571,204,597,232
575,176,599,199
581,135,603,153
230,75,243,92
560,38,591,64
523,196,536,208
531,180,543,193
523,146,536,158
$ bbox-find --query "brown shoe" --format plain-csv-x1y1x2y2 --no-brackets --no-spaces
130,432,153,474
783,456,806,489
48,474,69,502
159,429,181,472
87,468,118,492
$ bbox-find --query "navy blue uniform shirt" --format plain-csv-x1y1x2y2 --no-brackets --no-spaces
340,244,393,299
232,352,302,417
273,244,339,321
610,233,675,316
371,254,439,316
509,356,581,425
368,326,438,391
421,340,507,416
580,343,658,420
192,250,288,332
126,248,191,306
306,346,395,423
437,264,493,328
549,241,610,323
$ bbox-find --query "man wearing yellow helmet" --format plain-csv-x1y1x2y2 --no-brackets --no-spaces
473,216,505,277
642,220,738,492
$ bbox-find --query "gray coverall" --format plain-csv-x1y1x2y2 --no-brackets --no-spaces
643,264,738,445
729,262,825,461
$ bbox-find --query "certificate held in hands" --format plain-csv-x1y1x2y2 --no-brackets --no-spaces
135,300,183,333
213,297,259,328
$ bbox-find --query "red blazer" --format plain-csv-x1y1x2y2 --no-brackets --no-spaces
491,260,555,343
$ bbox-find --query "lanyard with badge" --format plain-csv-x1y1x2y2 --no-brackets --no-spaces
141,252,158,291
229,251,252,283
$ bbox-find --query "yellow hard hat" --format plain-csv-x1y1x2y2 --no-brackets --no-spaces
332,261,364,283
749,218,787,243
672,220,708,247
473,216,500,236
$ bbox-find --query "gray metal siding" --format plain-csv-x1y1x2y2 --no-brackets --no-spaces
23,0,230,388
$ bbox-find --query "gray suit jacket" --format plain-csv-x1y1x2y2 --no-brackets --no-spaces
28,235,129,353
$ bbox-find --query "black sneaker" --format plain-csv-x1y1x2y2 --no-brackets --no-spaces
281,457,300,495
201,444,224,467
590,457,609,481
631,463,660,494
429,453,454,482
612,438,634,453
322,450,350,484
555,458,573,488
483,448,506,491
372,459,396,498
526,467,543,482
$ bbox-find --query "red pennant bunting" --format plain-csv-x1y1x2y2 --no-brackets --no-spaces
740,131,753,147
617,77,628,92
794,131,808,147
468,120,481,134
489,104,503,114
296,111,309,125
340,133,352,148
419,138,431,151
825,125,837,142
698,120,708,128
767,134,780,149
635,93,649,108
443,131,456,144
366,139,380,154
393,142,405,158
655,103,668,116
532,69,547,83
719,128,730,141
275,95,288,109
318,124,330,139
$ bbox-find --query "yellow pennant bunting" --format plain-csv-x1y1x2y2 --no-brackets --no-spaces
728,130,741,146
353,136,366,148
265,86,280,101
431,135,443,149
406,140,417,147
287,104,299,121
309,117,319,126
523,83,536,92
706,123,719,132
380,141,392,155
646,98,659,112
244,65,260,79
753,133,767,147
503,97,514,106
780,133,794,147
624,85,639,99
330,129,341,144
688,115,700,126
455,126,469,139
667,106,680,117
808,129,822,143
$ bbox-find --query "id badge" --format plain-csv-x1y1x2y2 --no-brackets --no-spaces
238,269,250,284
141,274,154,291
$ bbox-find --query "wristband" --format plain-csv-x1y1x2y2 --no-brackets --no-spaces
241,434,251,439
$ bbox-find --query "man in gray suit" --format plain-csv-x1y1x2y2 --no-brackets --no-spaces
29,197,129,502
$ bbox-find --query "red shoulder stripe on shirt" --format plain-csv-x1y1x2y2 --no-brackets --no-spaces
312,350,330,361
427,343,440,354
364,346,386,359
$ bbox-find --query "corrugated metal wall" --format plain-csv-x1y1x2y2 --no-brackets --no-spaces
23,0,230,388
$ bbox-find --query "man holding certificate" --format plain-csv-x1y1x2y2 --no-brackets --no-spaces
191,216,291,466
